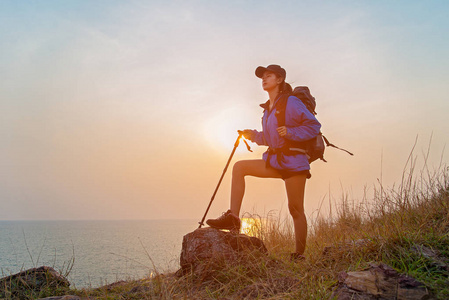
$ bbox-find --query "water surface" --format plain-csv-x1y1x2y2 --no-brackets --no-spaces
0,220,197,288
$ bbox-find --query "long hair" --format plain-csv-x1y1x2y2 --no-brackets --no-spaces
275,73,292,96
280,81,293,95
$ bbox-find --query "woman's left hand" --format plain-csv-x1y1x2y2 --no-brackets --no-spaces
277,126,287,137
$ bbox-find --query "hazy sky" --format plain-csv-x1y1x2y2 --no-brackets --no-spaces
1,0,448,221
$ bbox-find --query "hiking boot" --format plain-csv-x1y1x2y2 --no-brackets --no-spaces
290,253,306,262
206,210,241,232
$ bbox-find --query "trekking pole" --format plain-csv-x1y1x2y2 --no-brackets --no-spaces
198,131,250,228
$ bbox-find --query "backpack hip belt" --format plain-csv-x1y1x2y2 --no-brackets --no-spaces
267,146,308,156
266,146,310,169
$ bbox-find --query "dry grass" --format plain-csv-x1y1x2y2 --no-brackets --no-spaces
65,159,449,299
5,151,449,299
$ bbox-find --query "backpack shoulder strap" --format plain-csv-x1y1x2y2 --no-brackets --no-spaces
274,94,289,127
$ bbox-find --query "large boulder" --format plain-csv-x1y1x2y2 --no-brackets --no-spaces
178,228,268,276
331,262,433,300
0,266,70,299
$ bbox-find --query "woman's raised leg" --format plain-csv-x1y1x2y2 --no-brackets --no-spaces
207,159,281,231
230,159,282,215
284,174,308,255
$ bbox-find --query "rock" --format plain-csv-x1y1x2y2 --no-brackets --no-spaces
178,228,268,276
331,262,433,300
0,266,70,298
410,244,449,271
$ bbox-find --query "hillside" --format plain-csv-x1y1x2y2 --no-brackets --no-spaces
3,164,448,299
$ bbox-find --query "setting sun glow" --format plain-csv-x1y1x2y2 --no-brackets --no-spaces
202,106,249,152
240,218,262,237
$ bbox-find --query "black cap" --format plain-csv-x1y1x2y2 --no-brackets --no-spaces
255,65,286,79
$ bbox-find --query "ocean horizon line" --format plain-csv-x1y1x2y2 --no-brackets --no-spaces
0,218,198,223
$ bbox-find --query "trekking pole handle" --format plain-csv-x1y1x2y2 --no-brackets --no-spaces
235,131,243,146
237,130,252,152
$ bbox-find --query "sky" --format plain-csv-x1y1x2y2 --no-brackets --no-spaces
1,0,448,221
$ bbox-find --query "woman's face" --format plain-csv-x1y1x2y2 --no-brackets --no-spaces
262,71,282,92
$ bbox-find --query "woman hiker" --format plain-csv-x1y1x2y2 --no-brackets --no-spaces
206,64,321,259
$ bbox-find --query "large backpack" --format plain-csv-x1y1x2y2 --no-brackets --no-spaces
275,86,353,163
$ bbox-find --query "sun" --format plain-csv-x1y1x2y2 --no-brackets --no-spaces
202,106,250,152
240,218,262,236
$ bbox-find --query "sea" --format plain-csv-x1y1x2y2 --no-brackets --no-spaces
0,220,198,288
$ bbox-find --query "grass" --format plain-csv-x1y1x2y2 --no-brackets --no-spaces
68,160,448,299
3,155,449,299
0,239,76,300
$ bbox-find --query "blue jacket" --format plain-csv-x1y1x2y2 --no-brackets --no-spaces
248,95,321,172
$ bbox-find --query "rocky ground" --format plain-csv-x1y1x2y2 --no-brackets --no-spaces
1,227,442,299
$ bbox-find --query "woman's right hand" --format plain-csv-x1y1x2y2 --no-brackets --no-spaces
238,129,253,140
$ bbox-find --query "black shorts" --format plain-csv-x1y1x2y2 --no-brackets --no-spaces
275,169,311,180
